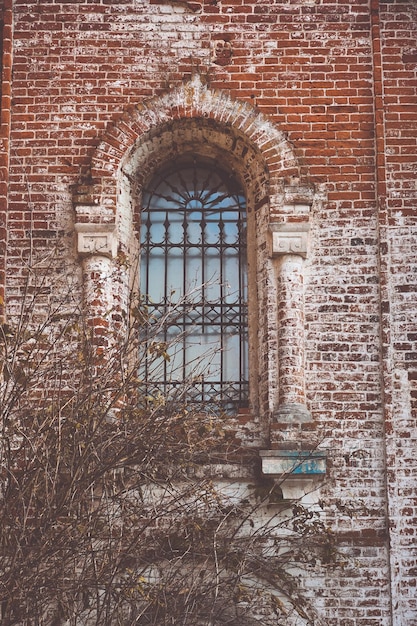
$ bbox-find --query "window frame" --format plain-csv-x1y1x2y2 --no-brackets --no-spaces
139,156,249,415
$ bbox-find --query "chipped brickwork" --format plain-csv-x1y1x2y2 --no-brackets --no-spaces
376,3,417,623
0,0,12,320
2,0,417,623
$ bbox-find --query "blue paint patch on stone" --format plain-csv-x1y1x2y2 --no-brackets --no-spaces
259,450,327,476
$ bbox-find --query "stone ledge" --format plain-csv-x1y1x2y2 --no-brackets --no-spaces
259,449,327,477
259,450,327,501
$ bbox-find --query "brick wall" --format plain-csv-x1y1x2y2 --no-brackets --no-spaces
3,0,417,623
0,0,12,320
378,2,417,623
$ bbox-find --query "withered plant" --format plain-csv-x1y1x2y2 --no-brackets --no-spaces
0,257,333,626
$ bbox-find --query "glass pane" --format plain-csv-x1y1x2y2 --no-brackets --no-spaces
166,250,184,300
168,215,184,245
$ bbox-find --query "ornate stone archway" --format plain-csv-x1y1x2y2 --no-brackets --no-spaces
73,74,319,432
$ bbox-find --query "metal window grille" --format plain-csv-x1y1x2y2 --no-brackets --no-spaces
140,157,248,414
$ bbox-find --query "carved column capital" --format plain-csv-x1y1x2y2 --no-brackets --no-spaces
269,223,309,259
75,223,118,259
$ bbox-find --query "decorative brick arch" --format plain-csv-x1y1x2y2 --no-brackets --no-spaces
74,75,318,429
74,74,304,229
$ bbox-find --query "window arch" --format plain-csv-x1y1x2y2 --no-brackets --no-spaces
139,156,248,414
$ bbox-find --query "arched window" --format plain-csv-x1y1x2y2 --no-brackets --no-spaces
140,156,248,414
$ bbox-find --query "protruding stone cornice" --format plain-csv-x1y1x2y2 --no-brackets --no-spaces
269,222,310,259
75,223,118,259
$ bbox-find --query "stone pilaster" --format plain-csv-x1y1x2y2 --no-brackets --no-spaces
75,221,118,352
270,223,311,424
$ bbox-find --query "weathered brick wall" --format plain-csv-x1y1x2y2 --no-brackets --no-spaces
2,0,417,623
378,2,417,623
0,0,12,320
